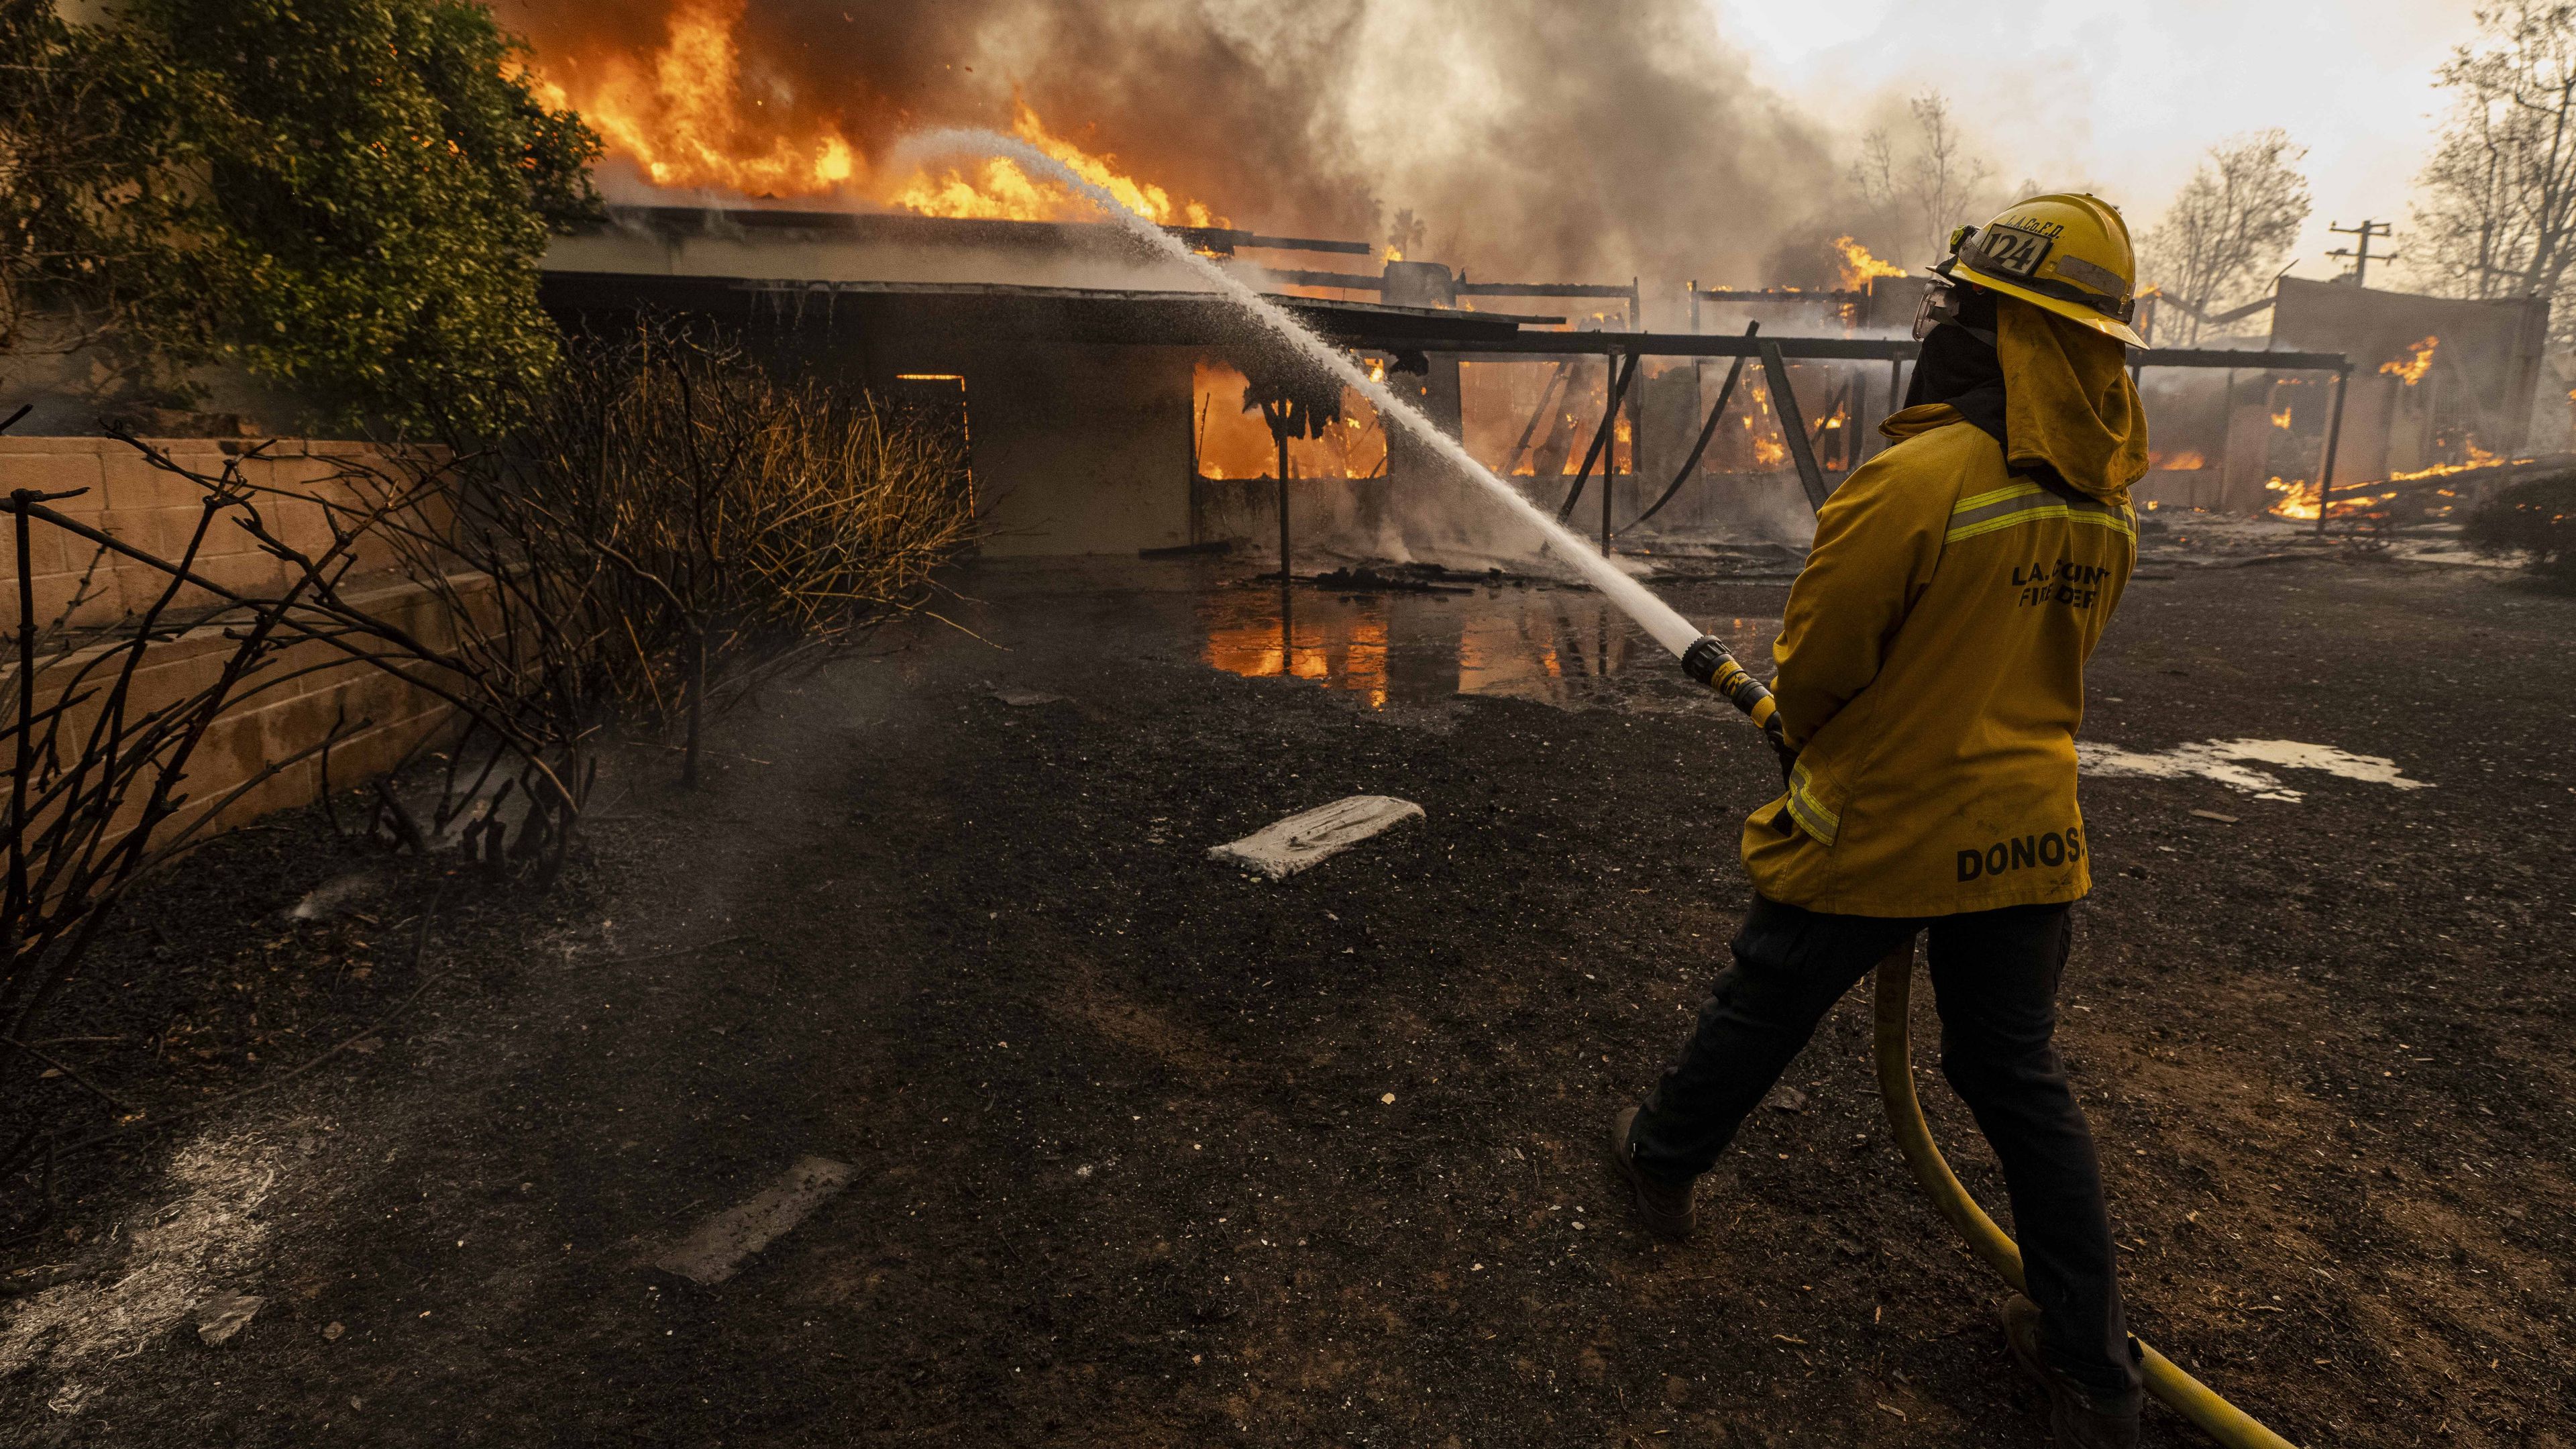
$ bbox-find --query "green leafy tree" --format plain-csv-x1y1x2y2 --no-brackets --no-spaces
0,0,599,430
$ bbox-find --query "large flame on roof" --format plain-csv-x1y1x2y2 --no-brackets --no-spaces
893,100,1224,227
522,0,1221,225
521,0,857,194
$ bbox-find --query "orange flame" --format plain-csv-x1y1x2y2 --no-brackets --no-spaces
2265,476,2322,521
523,0,856,194
525,1,1222,225
2390,443,2516,482
893,99,1224,226
2151,449,2208,470
2269,441,2519,521
1832,235,1907,291
1754,437,1787,467
2270,407,2293,429
2380,335,2438,385
1191,358,1383,479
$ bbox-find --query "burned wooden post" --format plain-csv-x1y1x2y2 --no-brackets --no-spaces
1236,356,1343,585
1758,340,1832,511
1625,278,1645,536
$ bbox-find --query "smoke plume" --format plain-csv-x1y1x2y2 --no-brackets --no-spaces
496,0,1839,286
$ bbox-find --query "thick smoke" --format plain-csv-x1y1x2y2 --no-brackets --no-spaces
497,0,1838,286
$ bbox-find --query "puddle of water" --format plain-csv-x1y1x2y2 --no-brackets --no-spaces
2077,737,2432,802
1199,582,1779,711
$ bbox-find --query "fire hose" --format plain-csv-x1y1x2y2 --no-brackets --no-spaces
1682,635,2300,1449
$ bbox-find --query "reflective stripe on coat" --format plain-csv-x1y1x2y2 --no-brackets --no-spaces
1739,406,2135,916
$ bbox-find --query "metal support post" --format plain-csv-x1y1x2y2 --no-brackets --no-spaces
1557,350,1640,523
2314,366,2350,535
1625,278,1644,537
1275,426,1292,578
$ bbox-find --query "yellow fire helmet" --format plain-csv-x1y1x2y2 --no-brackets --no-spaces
1939,193,2145,347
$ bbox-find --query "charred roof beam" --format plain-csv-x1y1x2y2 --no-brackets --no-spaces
1166,226,1372,257
1327,329,2351,372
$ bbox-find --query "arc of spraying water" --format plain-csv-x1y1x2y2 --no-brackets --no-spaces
888,129,1707,660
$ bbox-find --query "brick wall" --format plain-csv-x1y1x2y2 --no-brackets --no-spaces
3,437,468,840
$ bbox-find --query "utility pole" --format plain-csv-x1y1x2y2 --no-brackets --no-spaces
2326,220,2398,287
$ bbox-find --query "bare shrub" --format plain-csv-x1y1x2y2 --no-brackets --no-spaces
1,327,974,1184
2140,132,2312,345
347,321,978,787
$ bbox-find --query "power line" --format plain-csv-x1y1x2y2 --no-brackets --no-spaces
2326,219,2398,286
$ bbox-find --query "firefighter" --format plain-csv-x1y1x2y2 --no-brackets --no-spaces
1611,194,2151,1448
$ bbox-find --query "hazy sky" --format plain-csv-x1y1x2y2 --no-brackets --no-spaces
1713,0,2488,282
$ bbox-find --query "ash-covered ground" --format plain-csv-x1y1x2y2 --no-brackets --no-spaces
3,537,2569,1448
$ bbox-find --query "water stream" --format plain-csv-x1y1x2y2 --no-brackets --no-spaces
890,129,1710,661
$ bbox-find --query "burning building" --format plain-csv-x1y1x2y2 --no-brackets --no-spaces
2131,278,2553,521
535,204,1964,562
516,1,2397,555
539,208,1563,556
500,0,1955,557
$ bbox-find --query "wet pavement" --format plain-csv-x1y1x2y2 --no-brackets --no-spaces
12,545,2572,1448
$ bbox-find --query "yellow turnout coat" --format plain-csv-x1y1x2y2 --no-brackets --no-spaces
1741,299,2147,916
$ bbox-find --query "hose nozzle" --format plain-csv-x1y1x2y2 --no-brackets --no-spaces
1682,634,1783,738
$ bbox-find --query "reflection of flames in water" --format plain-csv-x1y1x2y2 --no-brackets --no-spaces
1197,590,1775,712
524,0,1219,225
1832,235,1907,291
1202,606,1391,709
2379,335,2438,385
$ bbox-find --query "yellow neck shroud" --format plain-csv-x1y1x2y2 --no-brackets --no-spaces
1996,297,2150,506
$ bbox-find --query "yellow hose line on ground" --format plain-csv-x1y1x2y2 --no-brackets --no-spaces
1870,946,2300,1449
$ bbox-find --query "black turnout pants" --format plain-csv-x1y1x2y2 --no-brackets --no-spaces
1627,896,2143,1412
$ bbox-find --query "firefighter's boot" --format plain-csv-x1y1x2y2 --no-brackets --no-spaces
2001,1294,2140,1449
1607,1106,1697,1241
